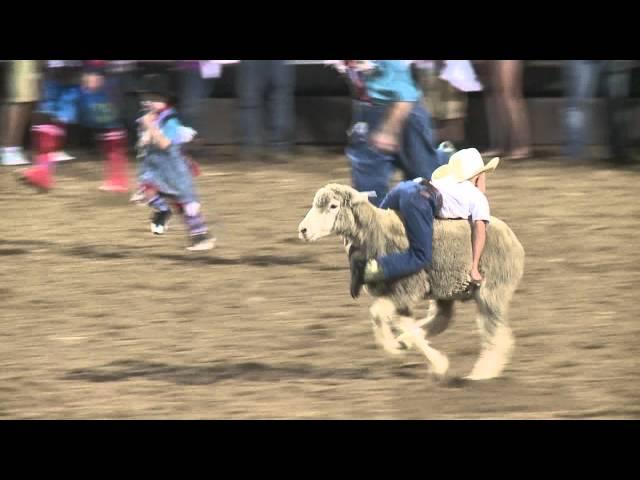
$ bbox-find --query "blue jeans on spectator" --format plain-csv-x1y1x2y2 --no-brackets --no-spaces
376,180,438,280
177,67,213,136
236,60,295,151
565,60,632,159
347,100,449,206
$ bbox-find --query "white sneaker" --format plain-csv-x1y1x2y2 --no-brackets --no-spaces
1,148,30,166
437,141,457,154
53,151,75,162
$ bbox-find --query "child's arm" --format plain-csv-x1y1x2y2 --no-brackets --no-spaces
469,189,491,283
371,101,414,152
142,113,171,150
470,220,487,283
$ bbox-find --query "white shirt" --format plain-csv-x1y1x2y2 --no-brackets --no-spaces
431,178,491,223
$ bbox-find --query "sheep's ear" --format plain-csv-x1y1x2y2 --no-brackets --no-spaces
352,191,376,204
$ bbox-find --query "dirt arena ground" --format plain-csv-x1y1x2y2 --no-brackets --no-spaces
1,147,639,419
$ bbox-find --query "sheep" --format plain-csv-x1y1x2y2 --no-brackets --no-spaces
298,183,525,381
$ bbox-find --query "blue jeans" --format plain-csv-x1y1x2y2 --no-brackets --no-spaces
177,67,213,135
347,101,449,206
376,180,438,281
236,60,295,150
565,60,632,159
108,70,139,143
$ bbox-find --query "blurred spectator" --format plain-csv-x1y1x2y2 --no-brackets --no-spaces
18,61,130,192
1,61,42,166
236,60,295,161
107,60,139,146
174,61,237,153
175,61,213,142
565,60,635,163
33,61,83,162
478,60,531,159
415,60,482,147
337,60,453,204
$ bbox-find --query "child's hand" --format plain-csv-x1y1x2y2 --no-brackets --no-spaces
141,112,157,129
371,129,400,153
177,126,197,144
138,131,152,147
470,267,483,284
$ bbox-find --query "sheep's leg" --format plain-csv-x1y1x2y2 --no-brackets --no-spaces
369,298,408,356
466,289,515,381
417,299,455,338
393,299,453,345
397,315,449,379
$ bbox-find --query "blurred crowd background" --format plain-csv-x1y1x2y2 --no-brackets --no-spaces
1,60,638,167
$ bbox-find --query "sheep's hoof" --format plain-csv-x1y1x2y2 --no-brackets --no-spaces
381,339,410,356
464,368,500,381
372,323,410,356
443,376,470,388
428,353,450,380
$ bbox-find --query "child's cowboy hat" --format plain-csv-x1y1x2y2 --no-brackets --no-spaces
432,148,500,183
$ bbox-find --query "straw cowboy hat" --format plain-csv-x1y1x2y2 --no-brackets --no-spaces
432,148,500,182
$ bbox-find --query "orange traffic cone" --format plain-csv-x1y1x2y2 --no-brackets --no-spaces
18,124,65,192
98,129,129,193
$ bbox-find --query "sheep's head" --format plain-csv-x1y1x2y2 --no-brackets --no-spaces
298,184,370,242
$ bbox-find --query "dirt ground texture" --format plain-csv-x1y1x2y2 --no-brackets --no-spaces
1,147,639,419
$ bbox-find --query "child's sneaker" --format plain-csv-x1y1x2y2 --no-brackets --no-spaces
186,234,215,251
150,210,172,235
438,141,457,154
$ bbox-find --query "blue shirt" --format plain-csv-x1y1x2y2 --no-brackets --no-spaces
39,78,121,129
39,80,82,124
364,61,421,102
79,84,120,129
155,108,195,145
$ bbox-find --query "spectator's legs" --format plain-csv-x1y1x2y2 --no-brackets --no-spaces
565,60,602,159
604,60,632,161
237,61,267,150
2,103,33,147
483,61,508,155
346,103,395,205
496,60,531,158
177,67,212,138
110,69,139,146
398,102,448,180
1,61,40,166
1,103,33,164
267,60,296,153
417,65,467,147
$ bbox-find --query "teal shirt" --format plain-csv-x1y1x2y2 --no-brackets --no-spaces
364,60,421,102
